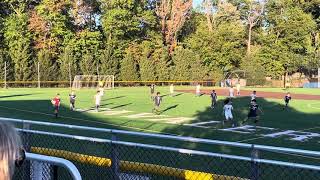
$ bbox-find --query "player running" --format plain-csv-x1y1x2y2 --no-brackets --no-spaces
69,91,76,111
250,91,257,101
152,92,162,114
244,99,263,126
94,90,102,112
222,99,235,127
283,92,292,109
51,93,61,118
210,90,217,109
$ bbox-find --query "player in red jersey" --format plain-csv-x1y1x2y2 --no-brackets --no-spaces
51,93,61,118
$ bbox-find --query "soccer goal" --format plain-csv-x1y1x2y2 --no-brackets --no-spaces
72,75,114,89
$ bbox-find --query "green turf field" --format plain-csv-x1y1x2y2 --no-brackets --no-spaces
0,86,320,155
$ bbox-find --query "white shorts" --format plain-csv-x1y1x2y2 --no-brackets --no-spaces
225,113,233,120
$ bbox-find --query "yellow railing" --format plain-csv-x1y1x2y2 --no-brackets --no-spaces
31,147,248,180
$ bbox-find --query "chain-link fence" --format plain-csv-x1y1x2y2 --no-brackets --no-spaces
13,126,320,180
13,152,81,180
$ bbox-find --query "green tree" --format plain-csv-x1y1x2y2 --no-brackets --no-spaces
58,46,77,81
4,12,33,81
99,46,119,76
171,47,193,81
120,47,139,81
37,49,57,81
80,50,98,75
255,1,317,77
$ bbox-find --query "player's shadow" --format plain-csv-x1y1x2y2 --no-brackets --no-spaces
105,96,126,101
160,104,179,114
173,93,184,97
160,94,170,98
0,94,37,99
110,103,133,109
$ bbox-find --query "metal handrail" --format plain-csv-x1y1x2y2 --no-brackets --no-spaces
26,152,82,180
20,129,320,171
2,117,320,157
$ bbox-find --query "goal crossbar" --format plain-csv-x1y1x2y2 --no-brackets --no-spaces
72,75,114,89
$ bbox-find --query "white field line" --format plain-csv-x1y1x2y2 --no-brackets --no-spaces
183,124,211,129
0,105,182,135
307,102,320,110
123,113,168,119
104,110,133,116
186,120,221,126
148,117,194,124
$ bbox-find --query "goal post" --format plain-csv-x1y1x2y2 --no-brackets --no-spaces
72,75,114,89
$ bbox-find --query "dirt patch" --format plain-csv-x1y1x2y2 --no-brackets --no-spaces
176,89,320,100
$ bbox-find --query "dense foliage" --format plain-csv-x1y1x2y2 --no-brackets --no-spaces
0,0,319,82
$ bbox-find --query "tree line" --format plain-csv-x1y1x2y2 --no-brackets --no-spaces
0,0,319,83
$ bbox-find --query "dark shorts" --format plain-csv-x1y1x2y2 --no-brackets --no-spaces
248,113,257,118
54,106,59,111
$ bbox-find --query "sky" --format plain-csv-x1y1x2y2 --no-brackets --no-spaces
193,0,202,8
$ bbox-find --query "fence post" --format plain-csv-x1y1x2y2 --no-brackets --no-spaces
37,62,40,88
250,144,259,180
69,62,72,90
4,61,7,89
23,123,31,180
318,67,320,88
53,165,58,180
111,132,120,180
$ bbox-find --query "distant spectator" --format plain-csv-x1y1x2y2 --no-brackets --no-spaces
150,84,155,100
196,84,201,97
0,122,23,180
236,83,241,96
169,84,174,97
229,86,235,98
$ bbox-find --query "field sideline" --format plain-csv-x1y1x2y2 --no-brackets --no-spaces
0,86,320,154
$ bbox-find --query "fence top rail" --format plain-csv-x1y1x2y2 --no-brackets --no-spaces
20,129,320,172
2,117,320,157
25,152,82,180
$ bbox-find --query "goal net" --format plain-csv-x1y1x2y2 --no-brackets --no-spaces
72,75,114,89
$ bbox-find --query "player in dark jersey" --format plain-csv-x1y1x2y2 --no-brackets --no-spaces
283,92,291,110
69,91,76,111
210,90,217,109
244,99,263,125
51,93,61,118
152,92,162,114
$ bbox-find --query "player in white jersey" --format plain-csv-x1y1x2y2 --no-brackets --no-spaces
94,90,102,112
250,91,257,101
222,99,235,127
